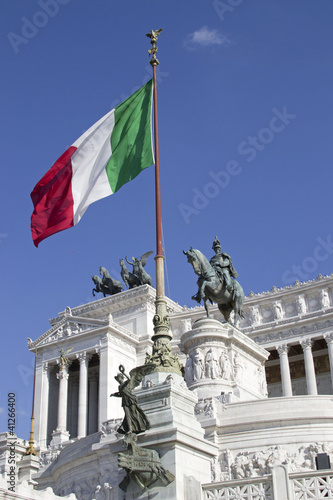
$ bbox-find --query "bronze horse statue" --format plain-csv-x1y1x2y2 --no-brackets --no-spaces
184,247,244,327
92,275,109,297
119,259,141,289
99,267,124,296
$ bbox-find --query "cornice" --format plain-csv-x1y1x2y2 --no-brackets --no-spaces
245,273,333,301
49,285,183,324
252,316,333,346
171,275,333,335
172,274,333,315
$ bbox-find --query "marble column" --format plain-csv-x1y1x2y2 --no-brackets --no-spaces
88,371,99,434
39,362,50,448
300,338,318,396
31,355,44,449
51,364,70,444
98,333,118,427
324,333,333,391
77,352,90,439
277,344,293,397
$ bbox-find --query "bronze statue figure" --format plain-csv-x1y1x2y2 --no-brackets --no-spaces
125,251,153,286
92,275,111,297
99,266,124,295
59,348,72,369
145,338,181,372
210,236,238,294
184,237,244,326
110,364,155,435
118,432,174,492
119,259,141,289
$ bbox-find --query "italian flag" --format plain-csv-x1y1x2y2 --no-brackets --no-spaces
31,79,154,247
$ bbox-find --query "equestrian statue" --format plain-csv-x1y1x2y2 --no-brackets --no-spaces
184,236,244,326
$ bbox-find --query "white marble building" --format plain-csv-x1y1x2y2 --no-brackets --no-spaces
1,274,333,499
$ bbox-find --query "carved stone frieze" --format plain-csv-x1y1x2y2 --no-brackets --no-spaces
56,476,98,499
107,335,136,354
214,442,333,481
185,346,234,384
39,448,61,469
100,418,122,438
252,316,333,345
30,317,109,349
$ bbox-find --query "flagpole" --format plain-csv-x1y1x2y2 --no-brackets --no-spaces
146,29,181,376
150,35,164,298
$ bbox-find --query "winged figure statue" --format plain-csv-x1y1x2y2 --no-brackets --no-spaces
110,363,156,435
125,251,153,286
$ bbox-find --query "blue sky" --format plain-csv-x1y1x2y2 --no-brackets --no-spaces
1,0,333,438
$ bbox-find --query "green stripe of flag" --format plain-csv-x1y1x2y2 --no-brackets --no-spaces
106,79,154,193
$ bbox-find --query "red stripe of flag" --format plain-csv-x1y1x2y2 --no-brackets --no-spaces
30,146,77,247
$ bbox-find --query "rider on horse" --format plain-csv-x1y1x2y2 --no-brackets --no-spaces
209,236,238,294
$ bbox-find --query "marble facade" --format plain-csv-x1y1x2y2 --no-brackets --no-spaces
1,274,333,499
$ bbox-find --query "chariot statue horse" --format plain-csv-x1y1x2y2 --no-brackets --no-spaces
99,266,124,295
119,259,141,289
184,240,244,326
92,275,110,297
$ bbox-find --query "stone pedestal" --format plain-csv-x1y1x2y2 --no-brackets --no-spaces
50,429,70,446
137,376,218,498
101,375,218,499
181,318,269,401
18,454,40,483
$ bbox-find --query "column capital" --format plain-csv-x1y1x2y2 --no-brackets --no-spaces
43,361,50,372
276,344,289,356
300,337,312,351
76,351,92,364
324,333,333,345
56,367,69,380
